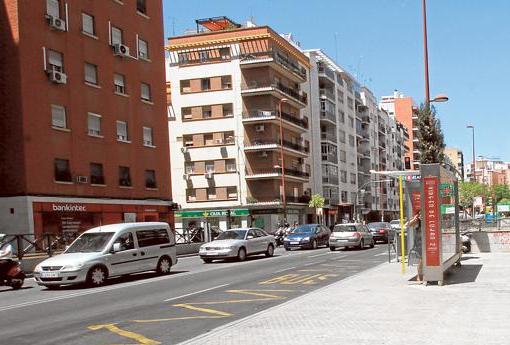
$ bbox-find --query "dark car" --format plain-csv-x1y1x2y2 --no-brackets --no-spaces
367,222,394,243
284,224,331,250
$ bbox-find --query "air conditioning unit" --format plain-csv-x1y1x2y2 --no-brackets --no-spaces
255,124,265,132
47,15,66,31
259,151,268,158
113,43,130,57
205,171,214,179
181,146,188,154
76,176,88,184
47,69,67,84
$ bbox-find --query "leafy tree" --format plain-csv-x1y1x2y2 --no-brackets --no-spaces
459,182,488,210
308,194,325,224
490,184,510,205
415,104,445,164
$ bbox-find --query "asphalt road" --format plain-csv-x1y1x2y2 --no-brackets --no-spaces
0,244,389,345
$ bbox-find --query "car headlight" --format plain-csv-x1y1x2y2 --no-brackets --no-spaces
301,237,310,241
62,263,84,271
34,264,42,272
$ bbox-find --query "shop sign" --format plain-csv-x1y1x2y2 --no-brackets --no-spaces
423,176,440,266
405,175,421,181
497,203,510,213
52,204,87,212
440,204,455,215
175,209,249,219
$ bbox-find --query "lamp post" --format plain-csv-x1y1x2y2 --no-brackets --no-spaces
278,98,289,222
467,125,476,217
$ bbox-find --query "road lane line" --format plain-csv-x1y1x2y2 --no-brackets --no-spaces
164,284,230,302
173,303,232,317
274,266,296,273
88,323,160,345
308,252,333,258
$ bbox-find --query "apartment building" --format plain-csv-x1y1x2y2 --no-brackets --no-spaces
0,0,173,237
380,91,419,170
467,158,510,186
166,17,311,232
444,147,464,181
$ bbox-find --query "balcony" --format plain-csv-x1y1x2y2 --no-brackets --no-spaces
322,175,339,185
318,65,335,83
321,132,337,143
319,88,335,101
357,151,371,160
320,110,336,125
242,109,308,131
239,50,307,82
361,115,370,124
245,167,310,182
246,194,311,205
321,153,338,164
378,125,386,135
241,80,308,108
244,139,309,157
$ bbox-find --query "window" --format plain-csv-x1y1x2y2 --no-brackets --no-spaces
143,127,153,146
178,53,188,64
136,230,170,248
207,187,217,200
180,80,191,93
119,166,131,186
339,150,347,162
338,111,345,123
46,0,60,17
227,186,238,199
90,163,105,185
111,26,122,45
114,73,126,94
116,121,128,141
138,37,149,59
145,169,157,188
348,116,354,128
223,103,233,117
350,173,357,184
219,47,231,59
221,75,232,89
54,158,71,182
348,135,355,147
202,106,212,118
339,130,346,143
84,63,98,84
87,113,101,136
47,49,63,72
136,0,147,14
82,13,95,35
341,191,348,203
51,104,67,129
201,78,210,91
113,232,134,251
186,189,196,202
199,51,209,62
340,171,347,183
181,107,192,120
140,83,151,101
205,161,215,172
226,159,236,172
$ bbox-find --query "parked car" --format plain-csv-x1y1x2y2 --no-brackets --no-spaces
390,220,401,231
199,228,276,263
283,224,330,250
329,223,374,251
367,222,394,243
33,222,177,288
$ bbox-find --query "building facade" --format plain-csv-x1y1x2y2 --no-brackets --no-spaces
166,18,311,233
0,0,173,238
444,147,464,181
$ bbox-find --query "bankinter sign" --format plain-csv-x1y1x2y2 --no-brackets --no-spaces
52,204,87,212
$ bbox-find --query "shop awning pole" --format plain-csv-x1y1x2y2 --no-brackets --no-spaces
399,176,406,274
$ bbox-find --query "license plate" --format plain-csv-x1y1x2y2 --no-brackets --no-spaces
337,239,348,242
41,272,59,278
205,251,218,256
290,241,299,245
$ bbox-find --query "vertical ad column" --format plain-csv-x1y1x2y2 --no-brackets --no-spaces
423,176,440,267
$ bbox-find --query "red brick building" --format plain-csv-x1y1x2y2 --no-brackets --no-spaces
0,0,173,238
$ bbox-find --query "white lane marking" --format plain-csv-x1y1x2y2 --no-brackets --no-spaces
164,284,230,302
308,252,333,258
274,266,296,274
374,252,388,257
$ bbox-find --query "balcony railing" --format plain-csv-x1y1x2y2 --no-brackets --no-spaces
246,167,310,179
321,153,338,164
322,175,339,185
245,139,309,153
240,50,307,80
246,195,311,204
321,132,337,142
241,80,308,105
320,110,336,123
318,66,335,81
319,88,335,100
242,110,309,129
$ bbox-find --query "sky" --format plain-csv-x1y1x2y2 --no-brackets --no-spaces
163,0,510,164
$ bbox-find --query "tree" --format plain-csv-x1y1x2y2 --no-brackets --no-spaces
415,104,445,164
490,184,510,205
459,182,488,210
308,194,325,224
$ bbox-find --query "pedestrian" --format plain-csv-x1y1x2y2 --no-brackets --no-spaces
405,211,423,282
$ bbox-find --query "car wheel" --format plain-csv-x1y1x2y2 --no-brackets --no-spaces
358,239,364,250
311,239,318,250
237,247,247,261
45,285,60,290
87,266,108,287
370,239,375,248
202,258,213,264
157,256,172,275
265,244,274,257
10,278,24,290
285,247,291,251
329,246,335,251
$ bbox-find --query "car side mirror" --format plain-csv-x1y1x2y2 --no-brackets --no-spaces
111,243,121,253
247,235,254,240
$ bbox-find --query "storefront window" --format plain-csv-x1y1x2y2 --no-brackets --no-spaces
54,158,72,182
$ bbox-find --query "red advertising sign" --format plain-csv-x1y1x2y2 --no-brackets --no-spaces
411,192,421,215
423,176,440,266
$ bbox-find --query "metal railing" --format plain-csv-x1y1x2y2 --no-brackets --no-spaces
1,233,79,259
240,50,307,79
321,132,337,142
320,110,336,123
241,80,308,105
243,109,309,129
319,88,335,100
318,66,335,80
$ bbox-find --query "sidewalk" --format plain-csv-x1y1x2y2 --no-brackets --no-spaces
179,253,509,345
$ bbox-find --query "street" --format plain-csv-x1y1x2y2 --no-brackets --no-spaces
0,245,387,345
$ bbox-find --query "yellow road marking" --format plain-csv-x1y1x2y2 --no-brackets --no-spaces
259,273,338,285
88,323,160,345
297,269,333,272
133,316,224,323
173,303,232,317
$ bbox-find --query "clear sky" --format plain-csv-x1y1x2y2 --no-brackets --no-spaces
163,0,510,164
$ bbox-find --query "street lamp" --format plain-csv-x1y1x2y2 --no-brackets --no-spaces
466,125,476,183
278,98,289,222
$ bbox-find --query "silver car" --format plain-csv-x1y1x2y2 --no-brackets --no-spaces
199,228,276,263
329,223,374,250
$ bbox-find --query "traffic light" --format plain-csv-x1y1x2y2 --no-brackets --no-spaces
404,157,411,170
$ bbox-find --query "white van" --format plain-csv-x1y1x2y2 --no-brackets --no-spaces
33,222,177,288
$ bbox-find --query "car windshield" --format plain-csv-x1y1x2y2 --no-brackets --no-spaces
291,225,315,234
368,223,386,229
333,225,357,232
65,232,114,253
216,230,247,240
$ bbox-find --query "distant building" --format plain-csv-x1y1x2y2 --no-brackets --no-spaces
444,147,465,181
467,158,510,185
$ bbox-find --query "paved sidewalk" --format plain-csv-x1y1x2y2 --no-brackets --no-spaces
179,253,509,345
